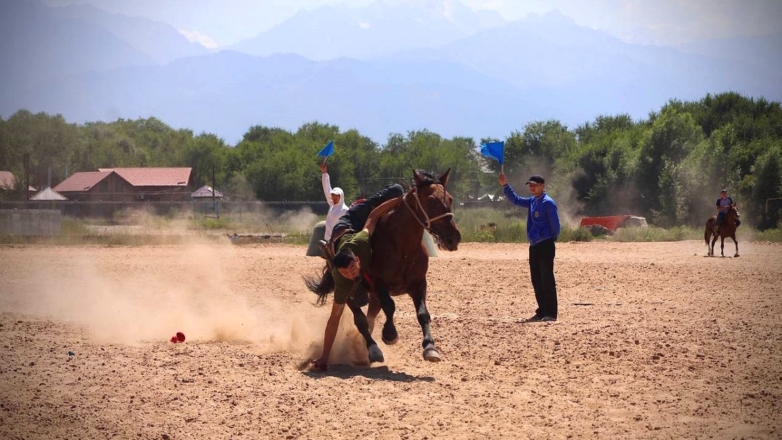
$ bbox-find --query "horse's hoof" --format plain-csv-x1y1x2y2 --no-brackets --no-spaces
423,347,441,362
734,254,740,258
382,326,399,345
382,335,399,345
368,344,384,364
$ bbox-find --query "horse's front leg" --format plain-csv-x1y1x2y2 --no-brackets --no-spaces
374,283,399,345
410,280,440,362
732,236,739,257
346,300,384,364
367,293,381,335
720,236,725,257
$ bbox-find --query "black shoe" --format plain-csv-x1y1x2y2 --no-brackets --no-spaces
541,316,557,322
523,314,543,323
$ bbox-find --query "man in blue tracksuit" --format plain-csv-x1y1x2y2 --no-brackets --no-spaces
499,173,561,322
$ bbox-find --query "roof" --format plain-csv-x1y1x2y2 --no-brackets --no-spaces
98,167,192,187
191,185,224,199
0,171,16,190
31,187,68,201
53,171,113,193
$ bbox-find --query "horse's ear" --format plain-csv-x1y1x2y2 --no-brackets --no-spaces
413,169,424,185
439,168,451,186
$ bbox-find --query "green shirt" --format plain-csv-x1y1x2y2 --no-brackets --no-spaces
332,230,372,304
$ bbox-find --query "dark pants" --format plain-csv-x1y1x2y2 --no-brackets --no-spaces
332,183,404,238
715,212,740,229
529,239,557,319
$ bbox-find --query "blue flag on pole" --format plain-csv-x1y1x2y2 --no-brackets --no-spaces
480,141,504,165
317,140,334,158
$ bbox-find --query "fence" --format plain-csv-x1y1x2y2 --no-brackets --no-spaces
0,199,509,219
0,209,62,236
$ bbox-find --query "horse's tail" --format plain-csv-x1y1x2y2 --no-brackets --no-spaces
303,264,335,306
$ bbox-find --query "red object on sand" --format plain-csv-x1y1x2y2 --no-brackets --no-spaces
579,215,632,231
170,336,178,343
176,332,186,343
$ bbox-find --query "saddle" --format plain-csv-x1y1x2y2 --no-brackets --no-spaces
318,228,352,262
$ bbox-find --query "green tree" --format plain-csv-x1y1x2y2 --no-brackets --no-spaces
636,109,704,223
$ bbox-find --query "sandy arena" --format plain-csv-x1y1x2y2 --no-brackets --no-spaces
1,240,780,439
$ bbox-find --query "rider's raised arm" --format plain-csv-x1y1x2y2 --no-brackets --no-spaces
321,163,334,206
364,197,403,236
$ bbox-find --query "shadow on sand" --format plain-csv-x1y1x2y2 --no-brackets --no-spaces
303,365,435,383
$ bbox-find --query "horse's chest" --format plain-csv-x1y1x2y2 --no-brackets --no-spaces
398,253,427,274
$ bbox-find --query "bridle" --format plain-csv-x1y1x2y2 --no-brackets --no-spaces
402,184,454,231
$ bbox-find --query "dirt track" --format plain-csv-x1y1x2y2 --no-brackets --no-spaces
1,240,780,439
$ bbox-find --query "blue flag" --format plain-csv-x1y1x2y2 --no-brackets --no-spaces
317,140,334,158
480,141,504,165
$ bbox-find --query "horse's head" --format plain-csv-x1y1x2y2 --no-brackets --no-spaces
729,204,740,220
405,169,461,251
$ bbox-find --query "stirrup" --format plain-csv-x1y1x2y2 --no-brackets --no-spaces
319,239,336,260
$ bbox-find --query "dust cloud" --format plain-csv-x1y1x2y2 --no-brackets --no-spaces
0,240,369,368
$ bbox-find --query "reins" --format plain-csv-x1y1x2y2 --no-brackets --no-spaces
401,185,454,232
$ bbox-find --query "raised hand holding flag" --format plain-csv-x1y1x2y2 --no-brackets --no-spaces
480,141,505,172
317,140,335,163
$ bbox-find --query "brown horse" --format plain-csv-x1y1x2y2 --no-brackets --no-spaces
363,169,461,362
705,204,740,257
305,169,461,365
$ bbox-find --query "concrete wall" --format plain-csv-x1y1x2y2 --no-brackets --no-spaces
0,209,62,236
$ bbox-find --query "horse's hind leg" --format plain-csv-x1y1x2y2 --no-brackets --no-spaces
710,235,718,257
411,281,440,362
720,236,725,257
375,284,398,345
346,301,384,364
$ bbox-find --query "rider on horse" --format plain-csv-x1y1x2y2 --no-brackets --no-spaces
311,183,404,370
714,189,740,233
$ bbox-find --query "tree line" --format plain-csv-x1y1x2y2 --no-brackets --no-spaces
0,92,780,228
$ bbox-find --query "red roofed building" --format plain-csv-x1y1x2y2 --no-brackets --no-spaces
54,167,193,202
98,168,193,201
53,171,133,201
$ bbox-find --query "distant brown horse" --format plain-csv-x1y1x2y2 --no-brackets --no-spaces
705,204,740,257
363,169,461,362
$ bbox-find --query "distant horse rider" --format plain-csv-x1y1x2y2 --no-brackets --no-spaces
715,189,740,233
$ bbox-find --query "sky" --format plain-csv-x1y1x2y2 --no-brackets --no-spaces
42,0,782,48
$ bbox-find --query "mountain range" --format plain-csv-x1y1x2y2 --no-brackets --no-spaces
230,0,504,60
1,0,780,143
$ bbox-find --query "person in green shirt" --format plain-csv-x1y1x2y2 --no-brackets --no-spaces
311,183,403,371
